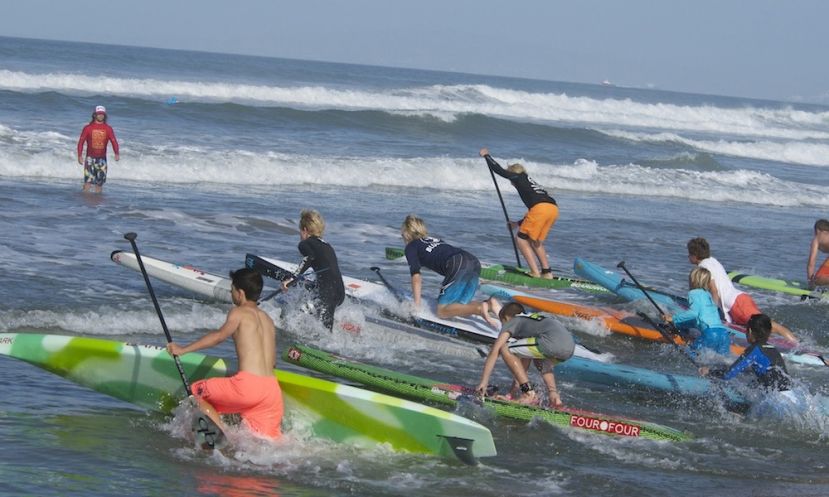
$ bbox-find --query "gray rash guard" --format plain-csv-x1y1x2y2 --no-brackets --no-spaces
502,313,575,361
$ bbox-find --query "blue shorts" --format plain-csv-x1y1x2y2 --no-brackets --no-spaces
437,252,481,305
84,157,108,186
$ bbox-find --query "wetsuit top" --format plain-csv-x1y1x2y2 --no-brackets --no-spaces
671,288,725,332
483,154,556,208
502,313,575,360
77,122,119,158
404,237,463,276
293,236,345,300
711,343,792,391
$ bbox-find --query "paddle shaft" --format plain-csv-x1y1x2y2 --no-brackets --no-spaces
370,266,407,303
617,261,667,316
486,159,522,268
616,261,705,368
124,232,193,396
636,312,700,368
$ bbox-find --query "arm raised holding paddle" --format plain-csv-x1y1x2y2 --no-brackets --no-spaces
480,148,558,279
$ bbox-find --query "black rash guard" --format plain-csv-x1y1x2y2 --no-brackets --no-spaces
484,154,556,208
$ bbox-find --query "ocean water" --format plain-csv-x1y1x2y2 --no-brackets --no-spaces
0,36,828,497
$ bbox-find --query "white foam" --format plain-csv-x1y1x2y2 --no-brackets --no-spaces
607,130,829,167
2,70,828,140
2,122,828,207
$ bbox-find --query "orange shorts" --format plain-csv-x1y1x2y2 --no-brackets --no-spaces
192,370,283,438
816,258,829,279
728,292,762,326
519,202,559,242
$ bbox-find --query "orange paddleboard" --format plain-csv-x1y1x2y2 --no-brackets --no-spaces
510,294,744,357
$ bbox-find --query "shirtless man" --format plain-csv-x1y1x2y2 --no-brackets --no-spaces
167,268,283,439
806,219,829,288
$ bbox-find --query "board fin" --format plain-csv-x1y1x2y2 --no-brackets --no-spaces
192,414,228,451
438,435,478,466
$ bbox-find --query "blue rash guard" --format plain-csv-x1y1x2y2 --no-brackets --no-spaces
711,343,792,391
671,288,731,355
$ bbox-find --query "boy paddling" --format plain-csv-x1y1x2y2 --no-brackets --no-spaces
167,268,284,439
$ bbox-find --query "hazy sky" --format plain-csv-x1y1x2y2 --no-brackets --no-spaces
1,0,827,103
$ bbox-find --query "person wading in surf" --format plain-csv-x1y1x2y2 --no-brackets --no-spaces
686,237,797,343
76,105,119,193
280,209,345,331
167,268,283,439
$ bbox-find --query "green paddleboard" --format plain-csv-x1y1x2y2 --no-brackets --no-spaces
728,271,827,300
0,333,496,463
385,247,609,293
285,343,691,442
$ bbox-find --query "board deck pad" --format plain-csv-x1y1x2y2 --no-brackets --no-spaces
284,344,691,442
384,246,609,293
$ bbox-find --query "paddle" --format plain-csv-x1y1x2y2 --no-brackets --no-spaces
615,261,705,366
369,265,408,303
257,276,306,304
484,154,523,268
124,232,227,450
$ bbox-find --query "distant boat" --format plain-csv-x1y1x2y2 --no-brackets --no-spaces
601,79,615,87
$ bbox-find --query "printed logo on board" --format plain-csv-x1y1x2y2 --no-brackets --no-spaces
569,415,641,437
287,347,302,361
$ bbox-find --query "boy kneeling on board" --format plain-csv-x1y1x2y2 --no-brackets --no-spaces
167,268,284,439
476,301,574,407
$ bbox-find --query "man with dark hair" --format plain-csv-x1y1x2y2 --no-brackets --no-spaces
167,268,283,439
77,105,120,193
686,237,796,342
702,314,792,392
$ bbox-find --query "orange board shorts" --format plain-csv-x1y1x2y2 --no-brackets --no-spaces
728,292,762,326
519,202,559,242
816,258,829,279
192,370,283,439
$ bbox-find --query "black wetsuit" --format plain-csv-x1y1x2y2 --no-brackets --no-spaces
292,236,345,330
483,154,556,208
710,343,792,391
